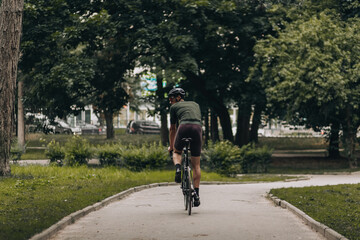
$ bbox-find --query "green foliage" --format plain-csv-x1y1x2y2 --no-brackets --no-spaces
120,142,168,171
202,141,242,176
63,136,92,166
10,139,25,162
97,144,122,166
239,144,272,173
203,141,273,176
96,142,168,170
250,7,360,163
45,140,65,163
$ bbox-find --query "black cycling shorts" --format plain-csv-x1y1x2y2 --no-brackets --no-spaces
174,124,202,157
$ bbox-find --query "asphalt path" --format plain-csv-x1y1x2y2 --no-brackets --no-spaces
49,172,360,240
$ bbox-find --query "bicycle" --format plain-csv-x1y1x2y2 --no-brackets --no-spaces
170,138,194,215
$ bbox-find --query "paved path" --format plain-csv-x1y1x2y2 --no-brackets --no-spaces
49,172,360,240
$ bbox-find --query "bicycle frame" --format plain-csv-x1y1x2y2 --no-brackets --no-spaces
169,138,194,215
181,138,193,215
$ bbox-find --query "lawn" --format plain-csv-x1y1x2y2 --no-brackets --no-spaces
0,165,295,240
270,184,360,240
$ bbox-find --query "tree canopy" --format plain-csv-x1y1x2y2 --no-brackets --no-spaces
12,0,360,165
250,3,360,166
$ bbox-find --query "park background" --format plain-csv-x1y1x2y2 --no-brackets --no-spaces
1,0,360,240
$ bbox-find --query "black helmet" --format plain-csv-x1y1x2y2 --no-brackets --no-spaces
168,88,185,98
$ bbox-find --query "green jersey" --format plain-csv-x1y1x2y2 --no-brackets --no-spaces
170,101,202,126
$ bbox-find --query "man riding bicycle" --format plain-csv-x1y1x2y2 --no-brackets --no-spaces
168,88,202,207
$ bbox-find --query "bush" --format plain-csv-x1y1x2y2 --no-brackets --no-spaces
10,139,25,162
143,142,169,169
64,136,93,166
97,144,123,166
202,141,273,176
239,144,272,173
121,142,168,171
45,140,65,164
202,141,242,176
96,142,168,170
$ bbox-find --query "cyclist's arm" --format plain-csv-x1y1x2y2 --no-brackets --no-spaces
169,123,176,151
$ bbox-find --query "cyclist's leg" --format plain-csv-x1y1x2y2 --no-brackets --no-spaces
173,148,182,183
191,156,201,207
172,148,182,165
191,156,201,188
189,124,202,207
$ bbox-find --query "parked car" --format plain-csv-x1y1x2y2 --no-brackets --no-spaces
44,120,73,134
126,120,161,134
69,125,82,135
79,123,101,135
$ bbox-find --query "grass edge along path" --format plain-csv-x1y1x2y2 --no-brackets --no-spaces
270,183,360,240
0,165,296,240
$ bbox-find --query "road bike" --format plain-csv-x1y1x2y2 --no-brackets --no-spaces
181,138,194,215
170,138,194,215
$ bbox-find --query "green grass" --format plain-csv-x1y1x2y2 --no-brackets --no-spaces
21,148,47,160
270,184,360,240
0,165,295,240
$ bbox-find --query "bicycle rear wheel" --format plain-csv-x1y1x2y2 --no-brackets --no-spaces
182,168,188,210
184,190,188,210
187,168,192,215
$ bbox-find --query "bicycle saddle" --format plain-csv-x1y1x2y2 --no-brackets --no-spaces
181,138,192,142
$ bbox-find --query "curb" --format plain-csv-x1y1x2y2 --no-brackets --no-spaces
268,194,348,240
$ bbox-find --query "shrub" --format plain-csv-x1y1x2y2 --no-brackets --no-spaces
143,142,169,169
202,141,242,176
64,136,93,166
45,140,65,164
97,144,123,166
10,139,25,162
239,144,273,173
121,142,168,171
121,144,146,171
203,141,273,176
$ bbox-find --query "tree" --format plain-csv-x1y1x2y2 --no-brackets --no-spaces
154,0,272,145
251,10,360,167
20,0,95,119
78,3,139,139
0,0,24,176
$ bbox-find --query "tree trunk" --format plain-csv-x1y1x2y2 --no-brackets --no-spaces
216,104,233,142
17,80,25,150
328,121,340,158
104,110,115,139
210,110,219,142
250,104,262,143
156,74,168,146
160,110,168,145
183,71,233,142
204,108,210,145
343,106,358,168
235,104,251,147
0,0,24,176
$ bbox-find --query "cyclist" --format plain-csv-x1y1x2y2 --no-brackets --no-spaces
168,88,202,207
